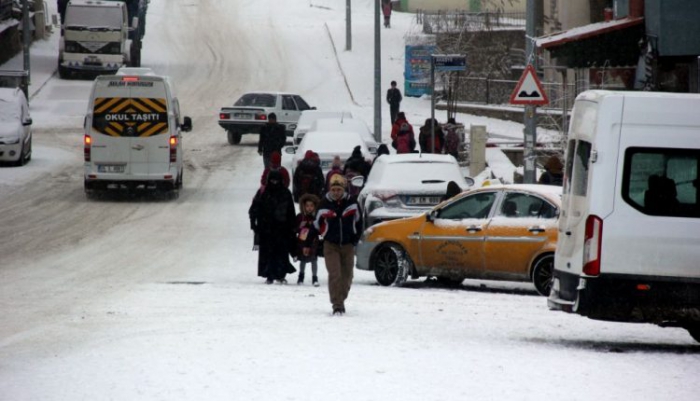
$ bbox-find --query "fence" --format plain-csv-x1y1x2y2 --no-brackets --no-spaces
416,10,526,34
0,0,12,21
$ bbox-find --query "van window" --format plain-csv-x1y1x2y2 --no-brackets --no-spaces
562,139,591,196
622,148,700,218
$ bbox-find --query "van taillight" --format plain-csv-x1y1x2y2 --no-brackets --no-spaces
219,113,229,120
84,135,91,162
169,136,178,162
583,215,603,276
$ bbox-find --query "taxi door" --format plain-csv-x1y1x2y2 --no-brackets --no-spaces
418,191,498,276
483,192,558,277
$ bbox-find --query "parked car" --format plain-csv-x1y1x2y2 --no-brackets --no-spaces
356,184,562,295
0,87,32,166
286,129,371,178
308,117,378,154
293,110,353,145
218,92,314,144
354,154,473,227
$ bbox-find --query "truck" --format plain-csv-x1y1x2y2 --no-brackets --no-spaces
58,0,147,78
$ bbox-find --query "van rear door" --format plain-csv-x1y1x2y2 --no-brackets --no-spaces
91,76,171,179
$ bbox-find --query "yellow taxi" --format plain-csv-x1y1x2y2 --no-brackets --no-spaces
355,184,562,295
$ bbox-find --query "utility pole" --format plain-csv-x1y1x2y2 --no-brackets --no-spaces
373,0,381,143
22,0,31,98
523,0,537,183
345,0,351,51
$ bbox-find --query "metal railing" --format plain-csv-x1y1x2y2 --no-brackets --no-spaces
0,0,12,21
416,10,526,34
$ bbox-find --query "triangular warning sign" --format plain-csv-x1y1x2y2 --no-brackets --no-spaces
509,64,549,106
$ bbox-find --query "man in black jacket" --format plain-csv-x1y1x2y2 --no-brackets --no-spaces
386,81,402,124
315,175,363,315
258,113,287,168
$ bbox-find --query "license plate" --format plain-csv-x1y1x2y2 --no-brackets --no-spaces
407,196,440,205
98,164,125,173
234,113,252,119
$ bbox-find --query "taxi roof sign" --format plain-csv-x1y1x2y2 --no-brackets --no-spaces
509,64,549,106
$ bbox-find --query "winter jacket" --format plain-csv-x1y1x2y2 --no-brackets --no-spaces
418,121,445,154
391,118,414,143
258,122,287,155
394,125,416,154
260,166,291,189
315,192,363,246
343,148,371,179
444,125,461,155
296,204,320,263
293,158,325,200
386,87,402,107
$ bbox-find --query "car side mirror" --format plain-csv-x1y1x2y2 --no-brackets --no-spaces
350,175,365,188
23,118,32,126
310,106,317,110
426,209,438,222
464,177,475,187
181,116,193,132
284,146,297,155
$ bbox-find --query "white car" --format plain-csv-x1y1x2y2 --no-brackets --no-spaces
286,129,372,179
356,154,473,227
308,117,378,154
0,87,32,166
293,110,353,145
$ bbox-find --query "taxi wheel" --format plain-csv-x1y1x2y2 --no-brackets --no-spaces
373,245,398,286
532,254,554,296
373,244,408,287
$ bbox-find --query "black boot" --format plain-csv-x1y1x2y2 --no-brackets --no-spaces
297,273,305,285
312,276,319,287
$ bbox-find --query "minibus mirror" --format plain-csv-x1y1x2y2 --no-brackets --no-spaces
181,116,193,132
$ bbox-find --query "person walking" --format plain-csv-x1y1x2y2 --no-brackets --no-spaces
382,0,392,28
249,170,297,284
443,117,461,161
260,151,290,189
258,113,287,168
418,118,445,154
293,150,325,201
386,81,402,124
315,175,363,315
295,194,321,287
441,181,462,202
390,112,415,153
538,155,564,186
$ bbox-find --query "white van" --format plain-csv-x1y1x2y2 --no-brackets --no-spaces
549,90,700,343
83,67,192,196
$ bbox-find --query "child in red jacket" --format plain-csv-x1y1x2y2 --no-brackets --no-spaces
296,194,321,286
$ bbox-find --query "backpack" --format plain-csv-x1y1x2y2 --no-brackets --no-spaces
445,128,460,154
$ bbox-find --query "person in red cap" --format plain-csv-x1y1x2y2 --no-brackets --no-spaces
260,151,290,189
293,150,325,201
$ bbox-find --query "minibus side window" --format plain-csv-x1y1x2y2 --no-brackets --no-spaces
622,148,700,218
563,139,576,194
572,141,591,197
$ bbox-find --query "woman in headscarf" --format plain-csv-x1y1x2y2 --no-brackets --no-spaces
249,170,297,284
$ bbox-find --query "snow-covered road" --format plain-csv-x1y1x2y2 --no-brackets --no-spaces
0,1,698,400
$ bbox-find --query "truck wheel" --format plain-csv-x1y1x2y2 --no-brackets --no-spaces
227,130,242,145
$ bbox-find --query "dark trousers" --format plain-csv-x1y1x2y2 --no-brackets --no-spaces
390,105,400,124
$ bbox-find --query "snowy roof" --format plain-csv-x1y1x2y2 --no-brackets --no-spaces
377,153,457,165
536,16,644,49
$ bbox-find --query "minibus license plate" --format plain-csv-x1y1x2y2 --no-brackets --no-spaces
98,164,125,173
